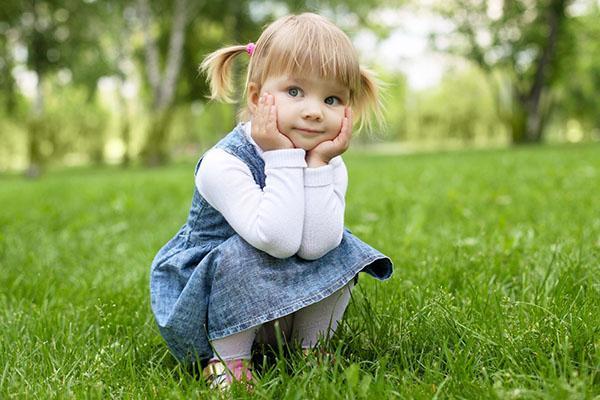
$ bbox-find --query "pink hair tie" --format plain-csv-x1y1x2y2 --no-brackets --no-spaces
246,42,256,56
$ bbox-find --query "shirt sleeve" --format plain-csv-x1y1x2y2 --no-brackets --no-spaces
296,156,347,260
196,148,306,259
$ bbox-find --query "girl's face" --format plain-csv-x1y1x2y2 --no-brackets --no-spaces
248,75,350,151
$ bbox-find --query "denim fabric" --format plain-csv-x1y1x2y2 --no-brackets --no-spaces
150,123,393,364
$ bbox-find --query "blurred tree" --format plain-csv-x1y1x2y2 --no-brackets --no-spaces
382,72,408,141
0,24,18,115
0,0,114,176
432,0,572,144
86,1,137,166
135,0,195,166
406,67,502,145
555,5,600,139
135,0,262,165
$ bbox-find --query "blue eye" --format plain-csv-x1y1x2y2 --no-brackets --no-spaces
288,87,300,97
325,96,340,105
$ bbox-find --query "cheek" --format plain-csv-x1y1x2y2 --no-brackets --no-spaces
326,111,345,135
275,106,296,129
323,129,338,142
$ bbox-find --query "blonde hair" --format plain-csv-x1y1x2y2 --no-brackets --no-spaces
199,13,383,131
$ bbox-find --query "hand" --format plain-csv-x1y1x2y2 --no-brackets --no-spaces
306,107,352,167
251,93,294,151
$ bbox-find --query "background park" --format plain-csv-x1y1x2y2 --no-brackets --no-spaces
1,0,599,398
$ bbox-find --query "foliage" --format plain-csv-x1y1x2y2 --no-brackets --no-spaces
553,5,600,139
431,0,573,143
1,144,599,397
0,0,114,90
1,1,599,171
379,71,408,141
0,0,117,174
0,117,26,171
404,67,506,145
26,80,109,166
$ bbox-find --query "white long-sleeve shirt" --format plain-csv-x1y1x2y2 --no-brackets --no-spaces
196,122,347,260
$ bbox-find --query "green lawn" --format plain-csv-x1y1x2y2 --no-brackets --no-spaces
1,143,599,399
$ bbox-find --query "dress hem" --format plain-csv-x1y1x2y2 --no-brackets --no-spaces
207,254,387,340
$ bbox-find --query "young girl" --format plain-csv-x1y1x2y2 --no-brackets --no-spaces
150,12,393,389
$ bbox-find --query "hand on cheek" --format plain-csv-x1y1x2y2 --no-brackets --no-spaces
251,93,294,151
306,107,352,167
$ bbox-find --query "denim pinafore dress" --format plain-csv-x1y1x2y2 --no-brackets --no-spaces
150,124,393,363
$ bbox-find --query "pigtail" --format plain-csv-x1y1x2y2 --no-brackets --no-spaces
199,45,248,103
354,67,386,133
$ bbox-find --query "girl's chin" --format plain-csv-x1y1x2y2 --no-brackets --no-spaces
288,136,326,151
293,141,320,151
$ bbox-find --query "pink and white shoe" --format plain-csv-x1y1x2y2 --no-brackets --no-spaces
202,359,254,391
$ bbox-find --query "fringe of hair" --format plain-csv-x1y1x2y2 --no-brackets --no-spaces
198,44,247,103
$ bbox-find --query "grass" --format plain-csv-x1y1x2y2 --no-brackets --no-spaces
1,143,599,399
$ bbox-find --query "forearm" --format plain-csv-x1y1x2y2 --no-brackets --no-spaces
297,159,347,260
250,150,306,257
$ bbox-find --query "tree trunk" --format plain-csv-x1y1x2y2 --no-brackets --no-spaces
140,108,175,166
2,52,17,114
513,0,566,144
25,72,44,178
118,87,132,167
121,121,132,167
510,94,529,144
26,120,43,178
137,0,189,165
25,5,49,178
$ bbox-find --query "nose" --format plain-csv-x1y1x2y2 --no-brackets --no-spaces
301,99,323,122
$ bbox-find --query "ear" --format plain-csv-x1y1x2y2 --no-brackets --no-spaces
247,82,261,115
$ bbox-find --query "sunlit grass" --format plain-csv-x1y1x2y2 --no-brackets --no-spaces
1,143,599,398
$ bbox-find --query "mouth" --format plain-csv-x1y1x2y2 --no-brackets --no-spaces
294,127,323,135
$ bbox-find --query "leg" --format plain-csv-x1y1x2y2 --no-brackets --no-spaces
254,314,294,349
210,325,259,361
292,280,354,350
205,326,259,389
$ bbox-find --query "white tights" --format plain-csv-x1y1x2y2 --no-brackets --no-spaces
210,280,354,361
